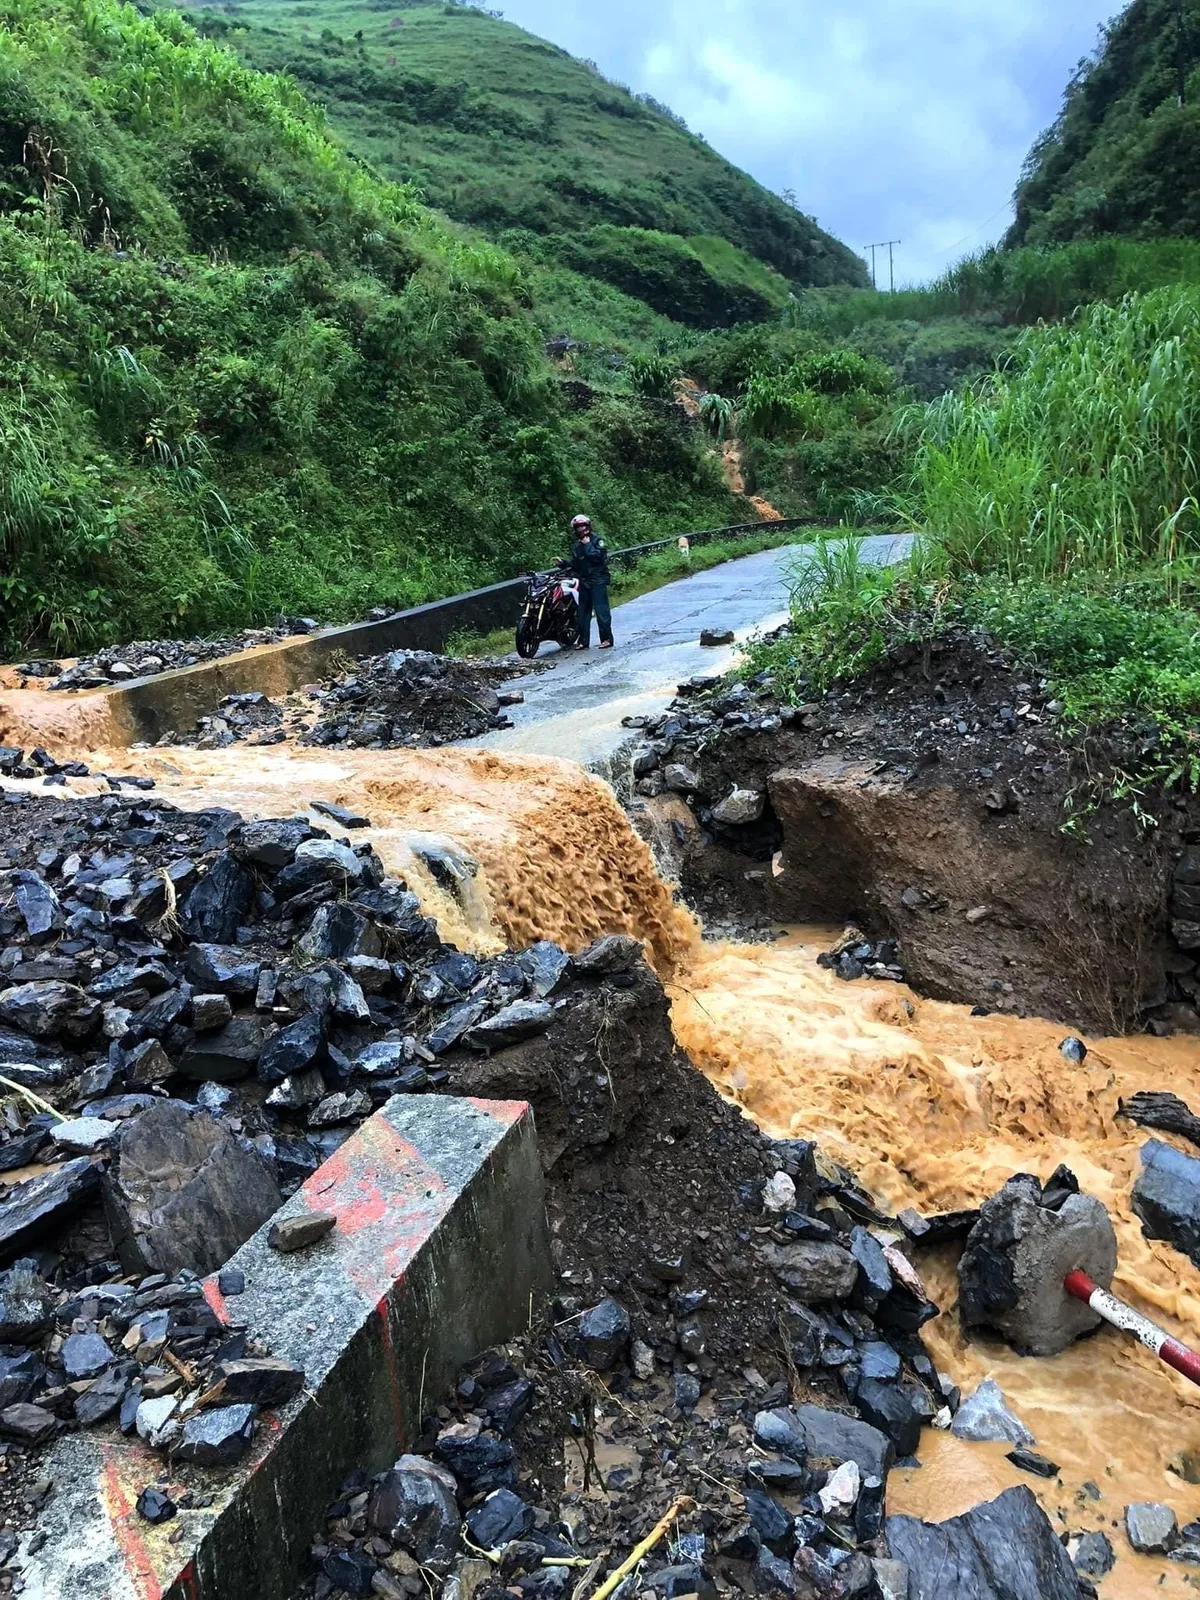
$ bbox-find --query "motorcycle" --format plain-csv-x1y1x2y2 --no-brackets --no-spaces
515,566,581,658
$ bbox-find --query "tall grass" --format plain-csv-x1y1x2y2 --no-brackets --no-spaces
898,287,1200,585
792,237,1200,334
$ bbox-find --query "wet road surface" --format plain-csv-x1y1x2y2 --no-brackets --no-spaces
472,533,907,766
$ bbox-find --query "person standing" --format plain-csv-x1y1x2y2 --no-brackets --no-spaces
566,514,613,650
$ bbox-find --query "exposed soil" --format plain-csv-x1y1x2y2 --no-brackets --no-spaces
628,626,1200,1034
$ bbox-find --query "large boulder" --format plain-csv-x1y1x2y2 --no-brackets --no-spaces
885,1485,1083,1599
368,1455,461,1568
0,1160,99,1262
102,1101,281,1276
957,1169,1117,1355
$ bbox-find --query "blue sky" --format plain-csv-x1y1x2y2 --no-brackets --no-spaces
492,0,1121,285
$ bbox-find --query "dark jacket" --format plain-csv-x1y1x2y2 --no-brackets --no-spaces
569,537,610,586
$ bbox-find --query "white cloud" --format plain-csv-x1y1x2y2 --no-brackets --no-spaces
495,0,1118,284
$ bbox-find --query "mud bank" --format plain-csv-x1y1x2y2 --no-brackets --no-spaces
630,628,1200,1035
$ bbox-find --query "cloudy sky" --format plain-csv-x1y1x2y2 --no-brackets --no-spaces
493,0,1120,285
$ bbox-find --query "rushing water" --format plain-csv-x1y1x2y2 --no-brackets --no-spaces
39,741,1200,1594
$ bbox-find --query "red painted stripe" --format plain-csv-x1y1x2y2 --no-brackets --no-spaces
200,1276,231,1326
99,1450,165,1600
1161,1337,1200,1386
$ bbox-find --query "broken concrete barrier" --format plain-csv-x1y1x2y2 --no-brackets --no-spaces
22,1093,550,1600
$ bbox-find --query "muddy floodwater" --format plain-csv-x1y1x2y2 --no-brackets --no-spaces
17,740,1200,1593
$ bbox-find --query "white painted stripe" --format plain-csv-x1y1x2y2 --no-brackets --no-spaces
1086,1284,1167,1356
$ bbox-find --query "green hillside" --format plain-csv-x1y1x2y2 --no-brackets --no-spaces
0,0,740,655
186,0,868,324
1010,0,1200,245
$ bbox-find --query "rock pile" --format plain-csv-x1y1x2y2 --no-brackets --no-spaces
34,623,315,691
299,650,525,750
0,791,581,1281
0,745,151,793
0,1253,301,1494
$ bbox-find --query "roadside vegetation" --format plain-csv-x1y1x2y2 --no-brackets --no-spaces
745,286,1200,803
0,0,740,656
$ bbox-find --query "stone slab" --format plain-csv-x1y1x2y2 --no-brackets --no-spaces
20,1094,550,1600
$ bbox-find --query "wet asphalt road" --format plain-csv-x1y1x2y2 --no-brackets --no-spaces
472,533,908,767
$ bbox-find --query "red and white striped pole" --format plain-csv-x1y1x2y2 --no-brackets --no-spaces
1064,1269,1200,1388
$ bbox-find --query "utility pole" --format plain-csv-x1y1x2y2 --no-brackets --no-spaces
863,239,901,291
1178,0,1188,107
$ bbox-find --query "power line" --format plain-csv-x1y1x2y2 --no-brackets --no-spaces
863,239,901,292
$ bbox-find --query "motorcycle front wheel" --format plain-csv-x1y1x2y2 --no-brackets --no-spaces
515,618,540,659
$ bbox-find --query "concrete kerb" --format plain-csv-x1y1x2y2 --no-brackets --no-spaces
0,516,841,751
22,1093,551,1600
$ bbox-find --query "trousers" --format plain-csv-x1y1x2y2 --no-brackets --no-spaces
577,581,613,646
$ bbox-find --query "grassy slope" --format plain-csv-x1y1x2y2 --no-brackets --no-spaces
1010,0,1200,246
0,0,741,655
187,0,868,311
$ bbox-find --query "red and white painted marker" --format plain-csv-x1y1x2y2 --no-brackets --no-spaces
1064,1268,1200,1388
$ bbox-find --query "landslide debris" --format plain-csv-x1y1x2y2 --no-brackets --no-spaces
176,650,534,751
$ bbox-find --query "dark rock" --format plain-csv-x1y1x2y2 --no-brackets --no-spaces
217,1267,245,1295
856,1474,887,1542
762,1240,858,1303
123,1038,174,1085
520,942,572,997
178,1016,266,1082
486,1377,535,1435
433,1424,517,1492
430,951,480,992
745,1487,792,1553
464,1002,553,1052
0,1158,99,1260
258,1013,325,1085
238,819,313,868
297,904,382,963
62,1331,114,1380
1059,1037,1087,1063
886,1486,1080,1599
746,1457,808,1493
426,1001,487,1055
1125,1501,1179,1554
355,1040,418,1077
180,853,254,944
1066,1531,1114,1578
191,993,233,1032
849,1226,893,1309
0,1263,55,1342
311,800,370,829
753,1546,796,1596
211,1358,304,1407
573,935,642,975
578,1297,631,1370
858,1341,901,1382
0,1403,57,1444
322,1549,377,1598
268,1211,336,1252
854,1378,923,1457
0,1131,49,1172
700,628,735,647
103,1101,281,1276
0,980,99,1039
1005,1448,1059,1479
754,1404,893,1480
464,1486,532,1551
75,1361,136,1426
265,1068,326,1111
1132,1139,1200,1268
174,1403,257,1466
308,1089,371,1126
184,945,262,996
12,872,61,939
660,1360,698,1407
136,1486,176,1524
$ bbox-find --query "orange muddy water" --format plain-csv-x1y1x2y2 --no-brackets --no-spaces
13,741,1200,1592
